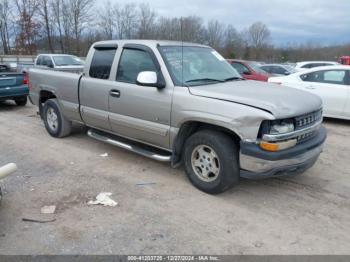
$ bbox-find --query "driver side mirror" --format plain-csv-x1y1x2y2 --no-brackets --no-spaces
243,70,251,75
136,71,165,89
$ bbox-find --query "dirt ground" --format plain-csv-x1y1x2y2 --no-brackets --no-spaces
0,102,349,255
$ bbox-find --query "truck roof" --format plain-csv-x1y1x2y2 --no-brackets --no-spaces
92,39,209,48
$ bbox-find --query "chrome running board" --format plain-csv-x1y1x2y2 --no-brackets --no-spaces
87,129,172,162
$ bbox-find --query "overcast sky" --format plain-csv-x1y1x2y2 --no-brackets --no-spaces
108,0,350,46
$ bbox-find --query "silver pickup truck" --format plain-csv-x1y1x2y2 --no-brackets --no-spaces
29,40,327,194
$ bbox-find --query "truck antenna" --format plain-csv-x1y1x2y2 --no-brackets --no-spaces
181,17,184,87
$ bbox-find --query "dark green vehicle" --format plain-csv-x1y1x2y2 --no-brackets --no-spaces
0,71,29,106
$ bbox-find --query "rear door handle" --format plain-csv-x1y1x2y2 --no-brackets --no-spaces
110,89,120,98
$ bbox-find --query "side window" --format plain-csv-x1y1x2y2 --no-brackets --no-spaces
89,48,117,79
261,66,271,73
42,56,53,67
300,71,322,82
273,66,286,75
116,48,157,84
301,70,346,85
231,62,249,75
36,56,43,65
323,70,346,85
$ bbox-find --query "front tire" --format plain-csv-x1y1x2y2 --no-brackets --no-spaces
43,99,72,138
14,96,27,106
183,130,240,194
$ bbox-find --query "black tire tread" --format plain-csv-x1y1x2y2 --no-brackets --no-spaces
14,96,27,106
43,99,72,138
183,129,240,194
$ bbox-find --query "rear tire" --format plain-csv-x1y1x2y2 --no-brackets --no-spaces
183,130,240,194
14,96,27,106
43,99,72,138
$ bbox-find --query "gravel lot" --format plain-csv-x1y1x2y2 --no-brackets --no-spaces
0,102,349,255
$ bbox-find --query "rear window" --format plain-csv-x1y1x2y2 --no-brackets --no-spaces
89,48,117,79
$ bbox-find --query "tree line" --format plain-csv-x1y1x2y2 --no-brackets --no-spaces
0,0,349,62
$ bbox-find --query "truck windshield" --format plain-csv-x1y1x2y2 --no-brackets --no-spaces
159,46,241,86
53,56,83,66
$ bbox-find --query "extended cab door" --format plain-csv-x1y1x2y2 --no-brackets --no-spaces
79,45,118,131
299,69,349,117
108,44,172,149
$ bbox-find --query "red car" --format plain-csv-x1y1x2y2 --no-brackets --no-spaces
227,59,272,82
339,56,350,65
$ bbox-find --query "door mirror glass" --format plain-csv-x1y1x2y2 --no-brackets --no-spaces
137,71,158,86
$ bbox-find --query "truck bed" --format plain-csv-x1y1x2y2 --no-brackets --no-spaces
29,68,82,122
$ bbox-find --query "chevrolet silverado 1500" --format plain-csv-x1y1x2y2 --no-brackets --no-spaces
29,40,327,194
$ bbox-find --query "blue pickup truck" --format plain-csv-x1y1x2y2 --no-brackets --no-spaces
0,72,29,106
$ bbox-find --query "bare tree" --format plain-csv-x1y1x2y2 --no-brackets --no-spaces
38,0,54,52
180,16,205,43
4,0,349,61
206,19,224,50
247,22,270,59
223,25,244,58
51,0,64,52
156,17,181,41
137,3,156,39
97,0,115,39
120,3,137,39
68,0,94,55
14,0,40,55
0,0,12,54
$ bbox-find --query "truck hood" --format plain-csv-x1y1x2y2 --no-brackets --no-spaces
188,80,322,118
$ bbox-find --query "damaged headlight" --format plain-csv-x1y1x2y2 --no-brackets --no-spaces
270,121,294,135
259,119,295,136
258,119,296,152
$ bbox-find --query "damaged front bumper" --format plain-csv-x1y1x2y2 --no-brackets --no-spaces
239,126,327,179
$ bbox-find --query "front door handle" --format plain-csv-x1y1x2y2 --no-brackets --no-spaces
110,89,120,98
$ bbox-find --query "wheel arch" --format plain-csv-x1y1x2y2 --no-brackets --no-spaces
39,90,57,117
171,120,242,167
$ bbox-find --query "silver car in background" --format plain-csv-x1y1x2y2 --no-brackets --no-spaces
34,54,84,73
260,64,298,76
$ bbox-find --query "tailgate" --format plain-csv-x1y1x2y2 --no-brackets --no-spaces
0,73,24,88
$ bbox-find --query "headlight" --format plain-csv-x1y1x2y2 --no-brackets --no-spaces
270,121,294,134
258,119,296,152
259,119,295,136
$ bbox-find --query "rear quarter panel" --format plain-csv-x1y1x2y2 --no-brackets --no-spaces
29,68,82,122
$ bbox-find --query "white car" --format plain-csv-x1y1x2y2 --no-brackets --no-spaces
295,61,339,71
268,66,350,120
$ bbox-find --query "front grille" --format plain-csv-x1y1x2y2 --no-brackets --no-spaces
295,109,323,130
295,109,322,143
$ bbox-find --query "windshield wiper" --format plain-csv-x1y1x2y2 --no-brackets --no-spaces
185,78,224,84
224,77,244,82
